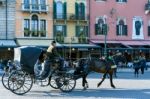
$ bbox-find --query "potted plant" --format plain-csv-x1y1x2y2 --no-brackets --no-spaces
56,32,64,43
40,30,46,37
24,28,30,37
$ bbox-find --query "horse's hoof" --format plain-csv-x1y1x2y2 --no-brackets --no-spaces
111,85,116,89
83,87,87,90
97,83,100,87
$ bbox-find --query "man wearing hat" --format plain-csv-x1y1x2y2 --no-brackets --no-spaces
47,40,59,59
46,41,63,70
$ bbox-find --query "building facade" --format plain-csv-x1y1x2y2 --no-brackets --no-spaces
0,0,16,59
53,0,99,60
15,0,53,47
88,0,150,60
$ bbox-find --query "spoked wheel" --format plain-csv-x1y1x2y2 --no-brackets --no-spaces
2,72,10,90
58,73,76,92
8,70,33,95
49,71,59,89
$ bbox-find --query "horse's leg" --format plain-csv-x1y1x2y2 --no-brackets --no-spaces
82,74,88,90
46,76,51,86
137,68,139,77
97,71,107,87
134,69,136,77
109,71,116,88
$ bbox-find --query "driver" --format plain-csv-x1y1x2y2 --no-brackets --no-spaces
46,40,63,70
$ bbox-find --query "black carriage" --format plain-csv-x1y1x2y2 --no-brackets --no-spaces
7,46,76,95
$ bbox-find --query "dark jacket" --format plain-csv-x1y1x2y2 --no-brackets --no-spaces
46,47,59,60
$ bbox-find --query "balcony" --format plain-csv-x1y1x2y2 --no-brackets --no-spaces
54,13,88,21
22,3,49,13
63,37,88,44
145,3,150,14
24,30,47,37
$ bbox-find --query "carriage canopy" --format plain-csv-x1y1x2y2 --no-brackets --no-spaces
14,46,44,74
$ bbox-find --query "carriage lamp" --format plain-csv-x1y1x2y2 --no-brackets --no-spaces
8,48,11,51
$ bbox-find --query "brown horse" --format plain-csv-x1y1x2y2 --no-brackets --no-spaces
73,57,116,89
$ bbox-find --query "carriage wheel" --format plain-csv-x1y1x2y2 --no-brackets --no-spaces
2,72,10,90
8,70,33,95
49,71,59,89
58,74,76,92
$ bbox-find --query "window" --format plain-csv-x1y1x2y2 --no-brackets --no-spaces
95,18,106,35
24,19,30,37
135,21,141,35
32,0,39,10
23,15,47,37
75,2,85,20
76,26,88,43
40,0,46,10
24,0,30,9
40,20,46,37
54,25,66,43
116,0,127,3
31,15,39,37
78,3,85,19
132,17,144,39
56,1,63,19
116,19,127,36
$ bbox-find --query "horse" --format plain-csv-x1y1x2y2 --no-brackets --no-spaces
73,57,117,89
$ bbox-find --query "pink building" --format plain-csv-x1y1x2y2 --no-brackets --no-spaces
88,0,150,60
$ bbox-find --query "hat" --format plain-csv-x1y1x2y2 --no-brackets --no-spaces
51,40,56,44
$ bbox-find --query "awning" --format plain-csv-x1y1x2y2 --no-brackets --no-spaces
91,40,150,46
91,40,120,44
120,41,150,46
0,40,17,47
16,39,62,47
62,43,100,48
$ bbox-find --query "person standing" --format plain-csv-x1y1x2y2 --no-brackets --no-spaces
139,54,146,74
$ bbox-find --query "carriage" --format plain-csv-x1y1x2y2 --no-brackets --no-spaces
3,46,76,95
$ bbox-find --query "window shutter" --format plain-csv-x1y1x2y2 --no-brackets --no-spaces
85,26,88,37
63,2,67,19
148,26,150,36
124,0,127,2
75,3,79,20
95,24,98,35
53,25,56,38
76,26,79,36
82,3,85,20
53,1,56,19
124,25,128,35
63,25,67,36
116,25,119,35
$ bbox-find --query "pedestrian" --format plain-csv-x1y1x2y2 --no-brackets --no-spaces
139,54,146,74
133,56,140,77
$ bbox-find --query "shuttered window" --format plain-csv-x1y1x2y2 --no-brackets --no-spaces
148,26,150,36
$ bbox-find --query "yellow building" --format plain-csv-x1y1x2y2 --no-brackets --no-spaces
53,0,96,59
15,0,54,47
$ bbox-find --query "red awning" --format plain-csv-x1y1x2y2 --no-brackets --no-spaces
91,40,120,44
120,41,150,46
91,40,150,46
